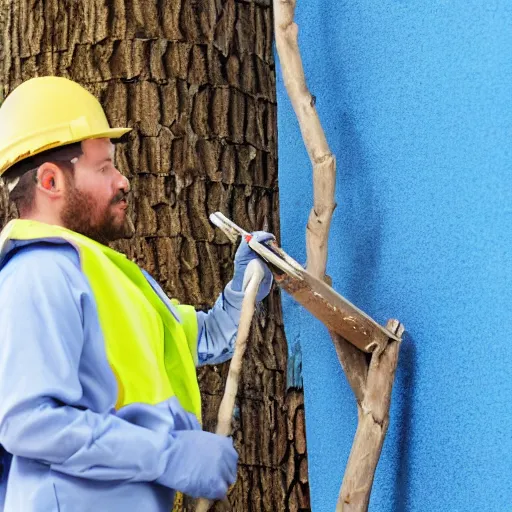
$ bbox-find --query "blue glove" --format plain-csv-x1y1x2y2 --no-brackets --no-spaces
157,430,238,500
119,397,237,498
231,231,274,301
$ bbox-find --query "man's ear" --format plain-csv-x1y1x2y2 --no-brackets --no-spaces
36,163,64,196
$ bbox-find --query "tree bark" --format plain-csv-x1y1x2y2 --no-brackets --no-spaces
0,1,310,510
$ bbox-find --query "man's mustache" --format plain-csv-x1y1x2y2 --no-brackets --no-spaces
111,190,131,205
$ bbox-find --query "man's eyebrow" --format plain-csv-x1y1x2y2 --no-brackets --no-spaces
96,157,113,165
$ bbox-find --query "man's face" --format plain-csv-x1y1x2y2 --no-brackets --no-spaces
60,138,134,244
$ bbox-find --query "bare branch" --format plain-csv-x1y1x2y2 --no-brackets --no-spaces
330,333,368,405
274,1,405,510
337,321,404,511
273,0,336,279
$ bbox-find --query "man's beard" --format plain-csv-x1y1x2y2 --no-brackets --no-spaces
61,183,135,245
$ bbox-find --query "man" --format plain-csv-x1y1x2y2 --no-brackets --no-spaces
0,76,273,512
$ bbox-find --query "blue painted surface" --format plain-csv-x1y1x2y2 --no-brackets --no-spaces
276,2,512,511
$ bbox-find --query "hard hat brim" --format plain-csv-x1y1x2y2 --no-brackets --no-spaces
0,127,132,177
70,127,132,146
91,127,132,140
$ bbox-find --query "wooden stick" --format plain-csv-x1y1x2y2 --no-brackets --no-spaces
195,260,265,512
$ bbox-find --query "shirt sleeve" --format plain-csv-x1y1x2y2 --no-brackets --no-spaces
196,281,245,366
0,244,192,483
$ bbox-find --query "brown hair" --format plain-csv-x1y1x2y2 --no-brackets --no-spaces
6,143,83,216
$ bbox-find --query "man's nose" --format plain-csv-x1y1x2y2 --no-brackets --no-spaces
116,169,130,193
121,175,131,193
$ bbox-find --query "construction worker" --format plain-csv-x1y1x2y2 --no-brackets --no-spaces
0,76,274,512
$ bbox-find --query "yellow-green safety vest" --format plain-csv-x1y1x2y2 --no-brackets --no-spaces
0,220,202,420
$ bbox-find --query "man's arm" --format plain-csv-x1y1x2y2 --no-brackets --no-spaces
143,231,273,366
196,231,275,366
195,283,244,366
0,244,237,499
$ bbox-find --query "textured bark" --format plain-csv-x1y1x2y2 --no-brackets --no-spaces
0,1,310,510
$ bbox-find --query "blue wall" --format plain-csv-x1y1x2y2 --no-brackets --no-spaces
277,2,512,511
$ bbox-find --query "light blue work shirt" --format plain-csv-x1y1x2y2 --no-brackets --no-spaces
0,239,244,512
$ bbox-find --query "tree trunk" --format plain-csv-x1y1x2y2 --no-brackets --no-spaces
0,1,310,510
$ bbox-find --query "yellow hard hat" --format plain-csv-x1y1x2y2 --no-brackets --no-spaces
0,76,131,178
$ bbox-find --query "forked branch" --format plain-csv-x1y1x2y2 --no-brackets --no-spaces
273,1,403,510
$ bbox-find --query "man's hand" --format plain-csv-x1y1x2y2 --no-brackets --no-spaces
157,430,238,500
231,231,274,301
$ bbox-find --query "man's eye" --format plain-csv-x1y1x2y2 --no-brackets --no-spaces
99,167,106,173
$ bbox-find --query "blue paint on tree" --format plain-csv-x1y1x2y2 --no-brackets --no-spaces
287,335,304,390
277,1,512,510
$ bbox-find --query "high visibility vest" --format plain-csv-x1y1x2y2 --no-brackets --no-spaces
0,220,201,420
